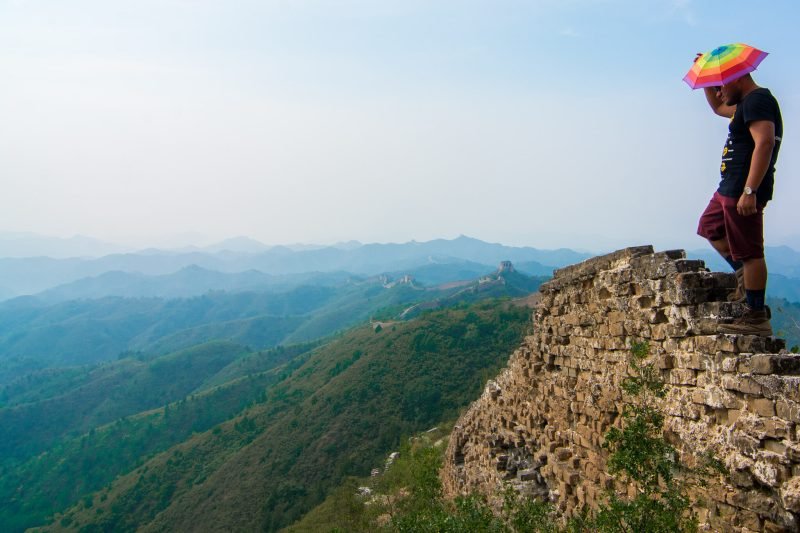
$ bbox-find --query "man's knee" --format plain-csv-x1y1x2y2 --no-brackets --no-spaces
743,257,767,267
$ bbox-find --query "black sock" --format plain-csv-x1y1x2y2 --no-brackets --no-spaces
724,255,744,272
746,289,766,310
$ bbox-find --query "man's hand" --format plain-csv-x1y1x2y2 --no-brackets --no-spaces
737,193,758,216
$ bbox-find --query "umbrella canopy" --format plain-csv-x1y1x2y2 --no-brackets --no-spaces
683,43,768,89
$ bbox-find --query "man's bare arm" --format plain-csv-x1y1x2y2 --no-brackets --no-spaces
745,120,776,191
704,86,736,118
736,119,776,216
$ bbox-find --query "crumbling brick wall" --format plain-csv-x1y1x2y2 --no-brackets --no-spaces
442,246,800,532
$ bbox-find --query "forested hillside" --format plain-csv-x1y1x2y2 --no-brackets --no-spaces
26,300,531,532
0,280,427,367
0,344,314,532
771,297,800,349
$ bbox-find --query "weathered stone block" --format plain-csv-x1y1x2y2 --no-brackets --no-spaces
762,418,793,440
608,322,625,337
691,390,706,405
731,469,755,488
781,477,800,513
753,460,782,487
723,375,763,395
657,353,675,369
777,401,800,424
669,368,697,386
763,520,795,533
694,335,738,354
752,354,800,376
748,398,776,418
737,336,787,354
764,439,787,455
675,352,706,370
722,356,741,372
736,508,765,531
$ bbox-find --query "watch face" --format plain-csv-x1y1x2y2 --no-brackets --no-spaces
744,186,753,195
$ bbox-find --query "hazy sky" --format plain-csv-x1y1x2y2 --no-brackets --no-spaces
1,0,798,251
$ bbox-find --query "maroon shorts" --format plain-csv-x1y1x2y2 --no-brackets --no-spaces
697,191,765,261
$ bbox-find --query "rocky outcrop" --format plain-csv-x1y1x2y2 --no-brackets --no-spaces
498,261,516,273
442,246,800,532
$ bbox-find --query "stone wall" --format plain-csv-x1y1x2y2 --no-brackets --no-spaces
442,246,800,532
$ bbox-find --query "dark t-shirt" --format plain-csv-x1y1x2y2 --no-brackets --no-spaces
718,87,783,203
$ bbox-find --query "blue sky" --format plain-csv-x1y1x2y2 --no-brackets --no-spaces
1,0,798,251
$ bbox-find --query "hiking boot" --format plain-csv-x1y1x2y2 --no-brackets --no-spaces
727,268,745,303
717,305,773,336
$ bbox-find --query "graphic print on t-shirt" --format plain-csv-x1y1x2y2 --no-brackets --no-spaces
720,141,733,175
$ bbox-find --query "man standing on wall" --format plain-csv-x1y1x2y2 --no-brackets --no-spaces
691,48,783,336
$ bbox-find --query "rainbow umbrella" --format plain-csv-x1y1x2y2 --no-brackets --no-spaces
683,43,768,89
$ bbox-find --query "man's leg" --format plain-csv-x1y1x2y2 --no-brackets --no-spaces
709,238,745,301
698,193,744,301
719,255,771,336
717,203,771,336
743,257,767,308
699,195,744,271
743,257,767,290
709,238,730,257
709,237,744,270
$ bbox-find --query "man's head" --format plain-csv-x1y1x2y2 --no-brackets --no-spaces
719,73,757,105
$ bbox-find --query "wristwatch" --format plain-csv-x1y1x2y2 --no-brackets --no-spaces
744,186,756,196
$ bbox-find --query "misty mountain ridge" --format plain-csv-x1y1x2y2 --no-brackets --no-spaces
2,235,799,303
0,261,544,369
0,232,128,259
31,266,358,304
25,258,554,305
0,235,584,298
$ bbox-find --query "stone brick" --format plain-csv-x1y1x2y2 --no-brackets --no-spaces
736,509,764,531
752,355,777,375
762,419,792,440
722,356,740,372
657,353,675,369
669,368,697,386
752,355,800,376
764,440,787,455
738,336,786,354
722,375,763,395
691,390,706,405
763,521,794,533
748,398,776,417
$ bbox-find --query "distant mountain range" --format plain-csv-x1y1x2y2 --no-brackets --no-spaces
0,236,585,298
0,233,366,260
32,267,356,303
0,261,545,368
1,235,798,304
0,232,129,259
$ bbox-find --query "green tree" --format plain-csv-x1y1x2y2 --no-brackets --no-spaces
593,341,722,533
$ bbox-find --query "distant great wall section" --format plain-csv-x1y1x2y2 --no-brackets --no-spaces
442,246,800,532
